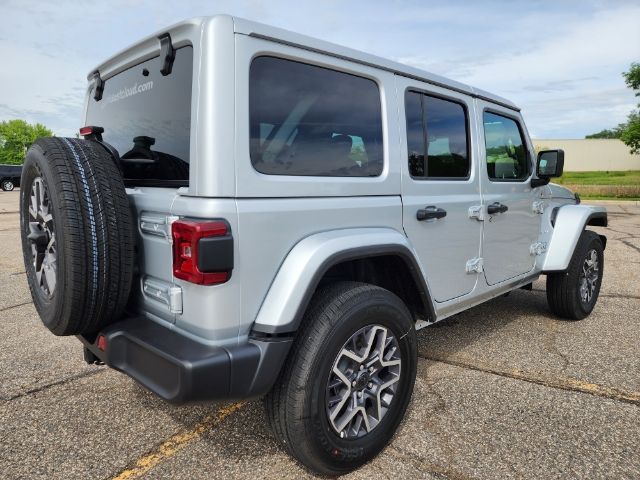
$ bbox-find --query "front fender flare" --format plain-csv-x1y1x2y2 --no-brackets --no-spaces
251,228,434,335
542,205,607,272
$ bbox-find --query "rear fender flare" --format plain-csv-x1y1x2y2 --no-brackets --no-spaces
251,228,435,335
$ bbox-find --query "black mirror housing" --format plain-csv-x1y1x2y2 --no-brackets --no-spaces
536,149,564,178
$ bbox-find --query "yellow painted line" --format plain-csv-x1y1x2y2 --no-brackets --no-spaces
422,355,640,406
111,402,245,480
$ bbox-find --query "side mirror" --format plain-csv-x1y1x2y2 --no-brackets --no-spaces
531,149,564,187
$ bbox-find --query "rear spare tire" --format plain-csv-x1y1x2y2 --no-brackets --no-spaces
20,137,134,335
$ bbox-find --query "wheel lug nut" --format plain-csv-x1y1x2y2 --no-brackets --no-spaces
368,382,373,389
352,381,356,387
357,391,363,398
369,366,374,372
359,365,364,371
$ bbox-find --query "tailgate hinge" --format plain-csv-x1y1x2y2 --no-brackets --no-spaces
466,257,483,274
92,71,105,101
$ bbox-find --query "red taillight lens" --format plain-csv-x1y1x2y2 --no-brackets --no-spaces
79,125,104,139
171,220,230,285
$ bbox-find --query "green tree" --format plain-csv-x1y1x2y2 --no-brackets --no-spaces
620,111,640,154
585,63,640,153
623,62,640,93
0,120,53,165
620,63,640,154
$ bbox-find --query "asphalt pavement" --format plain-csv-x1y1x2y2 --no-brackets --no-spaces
0,190,638,479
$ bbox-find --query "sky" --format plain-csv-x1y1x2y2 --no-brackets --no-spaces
1,0,639,139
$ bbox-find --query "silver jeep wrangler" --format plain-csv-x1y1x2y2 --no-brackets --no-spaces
20,15,607,475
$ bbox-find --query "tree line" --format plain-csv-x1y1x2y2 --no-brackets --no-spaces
3,64,639,165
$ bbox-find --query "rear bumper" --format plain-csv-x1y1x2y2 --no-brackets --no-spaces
78,316,292,403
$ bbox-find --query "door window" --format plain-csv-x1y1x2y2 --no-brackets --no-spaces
483,111,530,181
405,91,470,179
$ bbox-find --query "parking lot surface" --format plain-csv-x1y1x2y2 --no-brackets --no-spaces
0,190,638,479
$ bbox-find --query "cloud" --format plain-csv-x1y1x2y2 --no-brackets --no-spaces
398,3,640,138
0,0,638,138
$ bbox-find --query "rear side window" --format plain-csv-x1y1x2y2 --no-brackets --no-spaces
483,111,529,181
405,91,470,179
249,56,384,177
86,46,193,186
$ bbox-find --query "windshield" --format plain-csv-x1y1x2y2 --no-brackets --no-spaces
86,46,193,186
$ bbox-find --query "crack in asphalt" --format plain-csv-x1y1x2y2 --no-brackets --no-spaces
621,239,640,255
1,368,106,402
419,355,640,406
388,445,474,480
108,402,245,480
0,300,32,312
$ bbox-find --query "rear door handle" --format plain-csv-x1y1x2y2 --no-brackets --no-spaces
416,206,447,221
487,202,508,215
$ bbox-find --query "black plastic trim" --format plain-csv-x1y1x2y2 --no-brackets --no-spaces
78,317,292,403
92,71,104,101
251,244,436,335
197,234,234,273
158,33,176,76
587,211,608,227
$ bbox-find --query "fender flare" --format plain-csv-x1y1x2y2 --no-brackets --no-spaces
251,228,435,335
542,205,607,272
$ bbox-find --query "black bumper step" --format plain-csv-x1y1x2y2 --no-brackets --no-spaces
79,316,292,403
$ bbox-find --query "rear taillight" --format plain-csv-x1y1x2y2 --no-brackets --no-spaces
79,125,104,141
171,220,232,285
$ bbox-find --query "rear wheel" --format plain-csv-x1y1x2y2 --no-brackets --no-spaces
546,230,604,320
264,281,417,475
20,138,134,335
1,180,14,191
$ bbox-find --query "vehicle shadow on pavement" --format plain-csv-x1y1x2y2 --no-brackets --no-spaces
118,287,562,477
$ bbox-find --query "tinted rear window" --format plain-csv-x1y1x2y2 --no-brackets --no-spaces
405,90,470,179
86,46,193,185
249,56,384,177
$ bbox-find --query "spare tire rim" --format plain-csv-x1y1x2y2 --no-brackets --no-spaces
27,177,56,297
326,324,401,439
579,248,599,304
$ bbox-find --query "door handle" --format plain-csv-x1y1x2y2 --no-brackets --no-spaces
416,206,447,221
487,202,508,215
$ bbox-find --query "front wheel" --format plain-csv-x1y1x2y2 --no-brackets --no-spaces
264,281,417,475
546,230,604,320
1,180,14,191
